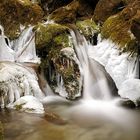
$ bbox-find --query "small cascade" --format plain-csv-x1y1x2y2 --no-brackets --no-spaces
0,25,40,63
12,26,40,63
70,30,113,100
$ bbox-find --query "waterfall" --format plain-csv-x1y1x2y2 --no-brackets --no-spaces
70,30,113,100
12,26,40,63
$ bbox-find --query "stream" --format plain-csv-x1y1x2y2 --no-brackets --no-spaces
1,103,140,140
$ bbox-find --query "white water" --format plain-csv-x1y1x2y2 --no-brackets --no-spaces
49,30,137,129
70,30,112,100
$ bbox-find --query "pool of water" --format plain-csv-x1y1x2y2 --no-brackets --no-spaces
1,100,140,140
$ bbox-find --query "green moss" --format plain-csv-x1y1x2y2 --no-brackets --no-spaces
35,23,69,49
101,15,137,53
14,103,25,111
76,19,100,39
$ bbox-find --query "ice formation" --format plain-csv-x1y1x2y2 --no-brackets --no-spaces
0,25,44,113
88,39,140,103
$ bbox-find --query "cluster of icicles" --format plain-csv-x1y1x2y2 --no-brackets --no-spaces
0,25,44,112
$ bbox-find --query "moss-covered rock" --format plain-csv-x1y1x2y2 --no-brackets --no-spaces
93,0,131,23
76,19,100,40
49,0,94,24
101,0,140,54
35,23,81,99
101,15,136,53
35,23,69,49
0,0,44,39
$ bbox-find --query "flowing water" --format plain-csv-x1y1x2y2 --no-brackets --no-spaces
0,26,140,140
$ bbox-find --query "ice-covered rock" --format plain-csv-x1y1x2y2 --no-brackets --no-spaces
12,95,44,114
0,62,44,108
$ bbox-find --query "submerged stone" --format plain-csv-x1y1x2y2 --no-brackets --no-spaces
44,112,67,125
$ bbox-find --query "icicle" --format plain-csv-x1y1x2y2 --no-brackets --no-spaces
23,78,30,96
8,84,15,103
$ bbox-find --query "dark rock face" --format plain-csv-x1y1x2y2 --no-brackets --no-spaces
49,0,94,24
86,0,99,9
40,0,73,14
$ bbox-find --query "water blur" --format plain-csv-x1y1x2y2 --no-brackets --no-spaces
1,100,140,140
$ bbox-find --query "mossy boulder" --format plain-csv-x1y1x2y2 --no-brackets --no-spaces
101,15,136,53
35,23,69,50
101,0,140,54
76,19,100,40
93,0,131,23
0,0,44,39
49,0,94,24
35,23,81,99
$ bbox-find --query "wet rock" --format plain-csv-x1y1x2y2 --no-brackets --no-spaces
49,0,94,24
0,0,44,39
35,23,82,100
